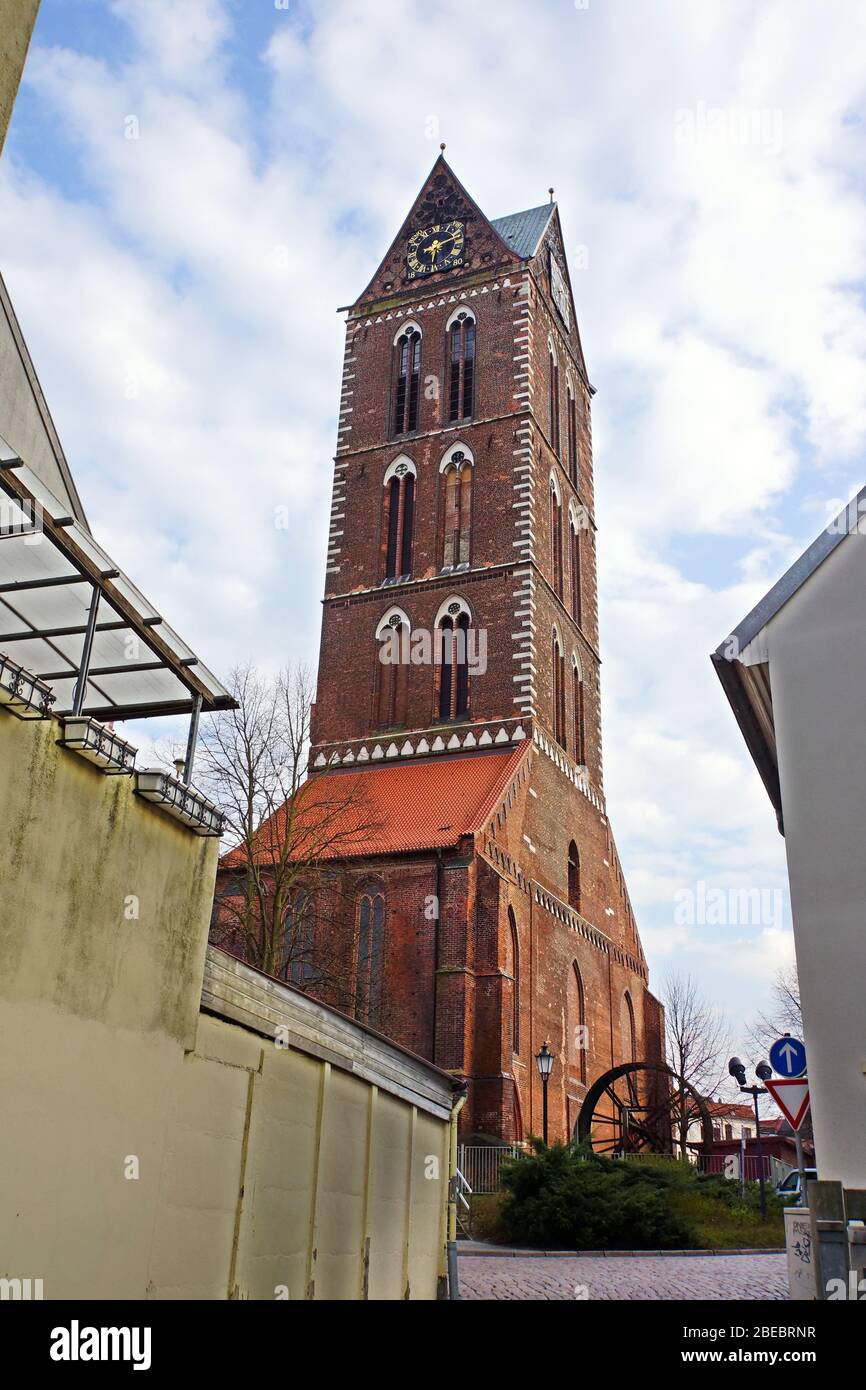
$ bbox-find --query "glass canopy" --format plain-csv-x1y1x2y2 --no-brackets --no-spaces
0,437,235,722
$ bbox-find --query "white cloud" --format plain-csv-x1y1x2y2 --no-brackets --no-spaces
3,0,865,1035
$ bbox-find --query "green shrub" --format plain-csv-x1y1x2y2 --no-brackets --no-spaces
496,1142,785,1251
498,1141,696,1250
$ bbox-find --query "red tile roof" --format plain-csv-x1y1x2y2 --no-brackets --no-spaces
222,744,529,866
707,1102,754,1120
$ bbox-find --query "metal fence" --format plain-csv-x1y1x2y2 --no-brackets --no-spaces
458,1144,794,1195
698,1152,794,1186
616,1151,794,1187
457,1144,523,1194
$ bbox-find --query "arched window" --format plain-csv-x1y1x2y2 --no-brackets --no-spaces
567,840,581,912
393,324,421,435
440,444,473,570
447,309,475,421
549,475,563,598
281,887,315,987
552,630,566,748
549,345,560,456
622,991,636,1064
383,457,415,580
569,508,582,627
566,378,578,484
436,597,471,720
375,608,410,727
356,888,385,1026
568,961,587,1083
572,655,586,765
506,906,520,1054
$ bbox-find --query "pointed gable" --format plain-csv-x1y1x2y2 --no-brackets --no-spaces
532,205,590,387
354,154,522,309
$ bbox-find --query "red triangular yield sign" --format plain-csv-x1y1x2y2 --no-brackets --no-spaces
766,1077,811,1130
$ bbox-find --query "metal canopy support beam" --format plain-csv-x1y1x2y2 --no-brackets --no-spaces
183,693,203,784
40,661,167,680
0,574,91,594
0,620,127,643
72,584,100,716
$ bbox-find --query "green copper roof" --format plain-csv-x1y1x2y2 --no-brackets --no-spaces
491,204,554,259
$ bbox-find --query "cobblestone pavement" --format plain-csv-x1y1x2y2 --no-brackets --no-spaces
458,1253,788,1300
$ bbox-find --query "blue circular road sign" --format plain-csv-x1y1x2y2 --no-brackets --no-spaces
769,1036,807,1078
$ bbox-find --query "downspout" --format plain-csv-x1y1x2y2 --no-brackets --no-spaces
433,849,443,1061
529,880,535,1137
446,1085,468,1300
608,950,615,1069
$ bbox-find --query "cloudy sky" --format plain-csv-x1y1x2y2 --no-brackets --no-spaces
3,0,865,1053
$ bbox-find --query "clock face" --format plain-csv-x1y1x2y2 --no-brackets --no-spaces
406,221,465,277
550,251,571,329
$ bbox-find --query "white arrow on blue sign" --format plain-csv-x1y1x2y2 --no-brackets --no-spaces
769,1036,807,1079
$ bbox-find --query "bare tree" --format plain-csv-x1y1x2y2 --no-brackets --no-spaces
745,963,802,1059
662,972,730,1159
199,663,379,991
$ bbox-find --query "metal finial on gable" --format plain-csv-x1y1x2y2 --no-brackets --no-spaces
549,187,555,203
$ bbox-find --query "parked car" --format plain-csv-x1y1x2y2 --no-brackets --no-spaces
776,1167,818,1203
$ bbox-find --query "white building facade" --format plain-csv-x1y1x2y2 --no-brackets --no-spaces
714,495,866,1189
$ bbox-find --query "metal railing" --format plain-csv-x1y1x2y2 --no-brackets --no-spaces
616,1150,795,1187
698,1152,794,1186
457,1144,523,1194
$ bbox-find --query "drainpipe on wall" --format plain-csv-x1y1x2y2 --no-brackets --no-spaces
529,879,535,1137
433,849,443,1061
446,1084,468,1300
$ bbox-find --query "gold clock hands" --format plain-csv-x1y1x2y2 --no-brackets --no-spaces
425,230,458,261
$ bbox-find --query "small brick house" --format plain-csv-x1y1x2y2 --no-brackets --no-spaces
215,155,665,1143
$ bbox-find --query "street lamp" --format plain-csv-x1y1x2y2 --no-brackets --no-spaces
535,1042,555,1145
729,1056,772,1221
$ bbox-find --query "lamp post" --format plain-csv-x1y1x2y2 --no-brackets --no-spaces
535,1042,555,1145
729,1056,772,1221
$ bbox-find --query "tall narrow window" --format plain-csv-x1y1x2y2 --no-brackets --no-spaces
282,888,314,987
549,349,560,455
569,961,587,1083
549,478,563,598
552,633,566,748
393,327,421,435
437,600,471,720
573,658,586,765
383,460,415,580
376,610,409,727
356,889,385,1026
448,310,475,421
507,906,520,1054
566,383,578,484
441,447,473,570
568,840,581,913
570,517,582,627
622,991,636,1064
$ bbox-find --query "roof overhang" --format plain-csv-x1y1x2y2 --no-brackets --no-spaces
711,644,783,832
0,434,236,722
711,484,866,836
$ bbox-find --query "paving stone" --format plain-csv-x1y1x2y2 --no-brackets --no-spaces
458,1253,789,1301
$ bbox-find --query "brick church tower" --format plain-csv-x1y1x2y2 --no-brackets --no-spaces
295,155,662,1142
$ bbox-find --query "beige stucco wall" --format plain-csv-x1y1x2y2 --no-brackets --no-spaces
763,532,866,1190
0,0,39,155
0,711,452,1298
